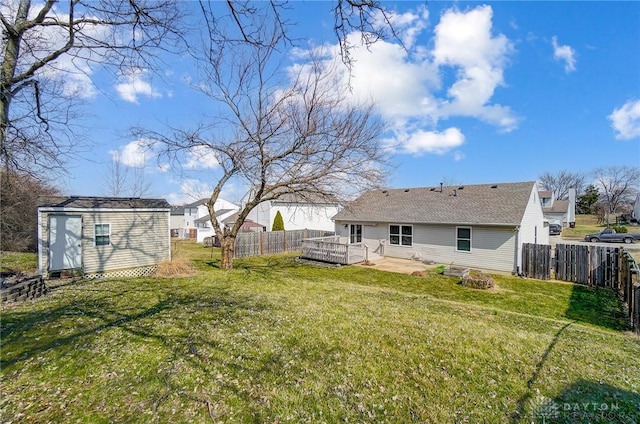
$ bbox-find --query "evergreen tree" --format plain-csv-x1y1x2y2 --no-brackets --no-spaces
576,184,600,214
272,211,285,231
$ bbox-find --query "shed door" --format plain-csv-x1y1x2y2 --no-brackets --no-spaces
49,215,82,271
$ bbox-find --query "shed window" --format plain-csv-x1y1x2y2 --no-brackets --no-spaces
95,223,111,246
456,227,471,252
390,224,412,246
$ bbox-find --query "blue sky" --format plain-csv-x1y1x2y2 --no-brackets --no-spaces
56,1,640,205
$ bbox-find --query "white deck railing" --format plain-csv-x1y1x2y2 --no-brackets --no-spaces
300,236,367,265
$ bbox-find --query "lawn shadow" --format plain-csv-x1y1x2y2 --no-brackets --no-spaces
528,380,640,423
564,284,629,331
0,282,270,371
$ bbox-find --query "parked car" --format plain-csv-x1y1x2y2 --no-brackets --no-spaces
584,229,640,244
616,214,639,225
548,223,562,235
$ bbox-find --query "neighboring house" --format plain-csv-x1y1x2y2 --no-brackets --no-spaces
633,193,640,220
222,212,266,233
182,198,239,243
538,188,576,227
170,206,185,237
37,196,171,278
332,181,547,274
244,191,340,232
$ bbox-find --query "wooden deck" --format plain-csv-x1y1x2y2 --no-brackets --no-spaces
300,236,367,265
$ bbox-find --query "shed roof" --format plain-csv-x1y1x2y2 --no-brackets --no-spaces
333,181,536,226
38,196,171,209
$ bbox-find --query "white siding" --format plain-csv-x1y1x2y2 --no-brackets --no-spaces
272,203,339,231
517,187,548,271
335,221,519,272
246,201,272,228
82,210,169,273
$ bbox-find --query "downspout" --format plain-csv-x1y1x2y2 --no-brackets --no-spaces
514,225,521,276
37,207,44,275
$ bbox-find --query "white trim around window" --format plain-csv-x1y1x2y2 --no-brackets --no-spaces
456,226,471,252
94,223,111,246
349,224,363,244
389,224,413,246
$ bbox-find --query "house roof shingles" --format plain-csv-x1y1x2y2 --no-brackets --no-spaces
542,199,569,214
38,196,171,209
333,181,536,226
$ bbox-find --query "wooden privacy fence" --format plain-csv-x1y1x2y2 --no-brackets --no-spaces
522,243,640,335
620,250,640,334
555,244,620,287
521,243,551,280
234,229,333,258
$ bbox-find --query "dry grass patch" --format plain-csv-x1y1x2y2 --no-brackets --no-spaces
152,256,196,278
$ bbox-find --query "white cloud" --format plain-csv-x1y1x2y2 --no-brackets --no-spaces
609,99,640,140
184,145,219,169
400,127,465,155
551,36,577,73
115,68,162,104
164,179,213,205
7,3,102,99
163,179,243,205
432,5,516,129
295,4,517,156
109,139,152,167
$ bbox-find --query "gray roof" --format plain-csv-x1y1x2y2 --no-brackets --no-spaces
193,209,235,224
38,196,171,209
271,192,339,205
184,198,208,208
333,181,536,226
543,199,569,214
171,206,185,215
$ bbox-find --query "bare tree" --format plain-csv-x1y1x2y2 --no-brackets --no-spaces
1,169,59,251
333,0,402,69
0,0,183,179
137,3,390,269
102,155,151,197
538,170,586,200
592,165,640,214
102,154,129,197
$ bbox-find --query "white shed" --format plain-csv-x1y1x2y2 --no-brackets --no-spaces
37,196,171,279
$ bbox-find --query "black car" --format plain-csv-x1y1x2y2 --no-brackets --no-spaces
549,224,562,235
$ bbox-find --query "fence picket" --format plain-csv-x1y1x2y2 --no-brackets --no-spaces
233,229,333,258
523,242,639,334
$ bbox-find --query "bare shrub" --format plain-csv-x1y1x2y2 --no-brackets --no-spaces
152,257,196,278
461,272,495,290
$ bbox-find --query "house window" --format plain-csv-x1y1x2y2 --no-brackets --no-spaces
349,224,362,244
95,223,111,246
456,227,471,252
390,224,412,246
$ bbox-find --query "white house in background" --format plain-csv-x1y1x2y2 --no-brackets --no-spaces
633,193,640,220
244,191,340,232
178,198,239,242
538,188,576,227
332,181,547,274
170,206,186,237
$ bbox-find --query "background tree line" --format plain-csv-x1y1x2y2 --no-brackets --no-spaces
538,166,640,216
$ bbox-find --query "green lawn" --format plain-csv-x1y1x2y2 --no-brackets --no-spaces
1,244,639,423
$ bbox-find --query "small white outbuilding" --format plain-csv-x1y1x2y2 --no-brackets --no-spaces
37,196,171,278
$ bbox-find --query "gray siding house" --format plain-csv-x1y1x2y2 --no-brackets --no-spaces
37,197,171,278
332,181,547,273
